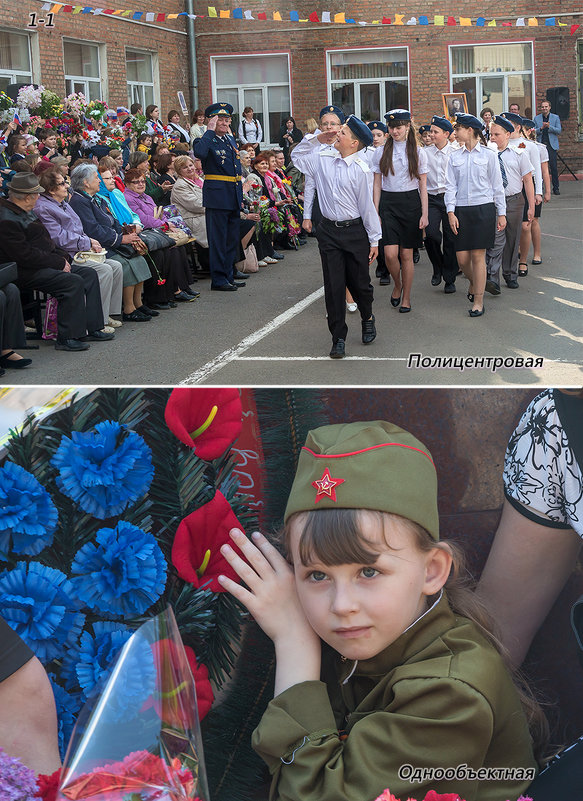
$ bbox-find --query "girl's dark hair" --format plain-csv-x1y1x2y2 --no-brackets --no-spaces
283,116,295,127
379,122,419,180
457,124,487,148
138,132,152,143
7,135,26,156
284,507,550,764
145,104,158,119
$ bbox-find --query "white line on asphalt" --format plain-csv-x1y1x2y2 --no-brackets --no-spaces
236,356,408,361
543,208,583,211
541,233,583,242
180,287,325,384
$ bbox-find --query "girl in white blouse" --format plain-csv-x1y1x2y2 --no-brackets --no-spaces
445,113,506,317
373,109,428,314
238,107,263,152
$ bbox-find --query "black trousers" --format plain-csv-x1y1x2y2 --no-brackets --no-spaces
424,193,459,285
206,207,241,288
545,144,559,192
316,218,373,343
16,264,103,340
0,283,27,353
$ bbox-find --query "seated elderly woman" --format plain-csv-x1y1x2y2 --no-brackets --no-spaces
34,166,124,332
99,154,125,192
122,167,198,305
128,151,172,206
249,151,303,250
170,155,210,272
68,162,154,323
0,171,109,351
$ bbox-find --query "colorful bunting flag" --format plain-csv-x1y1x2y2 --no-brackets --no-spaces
219,9,229,17
434,15,444,25
460,17,471,25
528,17,538,25
273,11,281,19
322,12,331,22
571,23,581,34
395,14,404,24
232,8,243,18
334,12,345,23
207,6,217,16
309,11,319,21
545,17,555,25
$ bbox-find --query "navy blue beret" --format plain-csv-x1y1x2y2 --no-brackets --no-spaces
500,112,523,126
320,105,346,123
430,115,454,133
454,113,484,131
384,108,411,123
520,117,536,129
205,102,233,118
418,125,431,134
491,115,514,133
367,120,388,133
345,115,373,147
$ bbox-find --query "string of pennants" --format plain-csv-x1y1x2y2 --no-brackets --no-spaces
39,4,582,33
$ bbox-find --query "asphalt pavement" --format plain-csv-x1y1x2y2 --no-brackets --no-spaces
5,180,582,387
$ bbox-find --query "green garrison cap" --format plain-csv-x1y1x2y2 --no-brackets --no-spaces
284,420,439,540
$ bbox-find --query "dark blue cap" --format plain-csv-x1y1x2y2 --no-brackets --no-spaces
384,108,411,123
418,125,431,134
500,111,523,126
521,117,536,129
367,120,387,133
319,105,345,123
205,102,233,118
430,115,454,133
454,113,484,132
345,115,373,147
491,115,514,133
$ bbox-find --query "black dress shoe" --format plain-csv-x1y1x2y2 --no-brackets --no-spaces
399,306,412,313
553,188,560,195
469,307,485,317
55,338,90,351
0,351,32,369
185,290,201,298
444,283,456,294
168,301,178,308
390,291,401,307
138,304,160,316
505,278,519,289
233,270,248,280
485,280,501,295
361,315,376,344
84,330,115,341
329,339,346,359
413,249,420,264
123,309,151,321
431,275,441,286
211,283,237,291
174,290,197,302
379,275,391,286
233,281,246,288
149,302,172,310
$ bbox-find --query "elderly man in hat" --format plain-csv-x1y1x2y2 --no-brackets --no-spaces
291,114,381,359
0,172,112,351
192,102,244,292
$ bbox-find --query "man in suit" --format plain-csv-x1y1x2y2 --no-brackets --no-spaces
535,99,562,195
193,102,245,292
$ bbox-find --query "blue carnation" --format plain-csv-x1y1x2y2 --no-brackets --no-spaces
48,675,82,760
0,462,58,559
74,622,156,722
51,421,154,519
70,521,167,617
0,562,84,663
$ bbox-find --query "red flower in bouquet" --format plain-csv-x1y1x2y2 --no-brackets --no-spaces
35,768,62,801
172,491,244,592
164,388,242,462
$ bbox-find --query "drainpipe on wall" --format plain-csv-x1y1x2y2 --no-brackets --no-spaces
186,0,199,113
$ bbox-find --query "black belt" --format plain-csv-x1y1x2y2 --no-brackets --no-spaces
321,216,362,228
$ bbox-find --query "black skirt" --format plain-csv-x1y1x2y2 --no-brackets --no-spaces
379,189,422,249
453,202,496,251
522,183,542,221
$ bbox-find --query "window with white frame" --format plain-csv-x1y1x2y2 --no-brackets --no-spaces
0,30,33,94
211,54,291,145
450,43,534,118
64,40,102,102
327,48,409,121
126,49,155,110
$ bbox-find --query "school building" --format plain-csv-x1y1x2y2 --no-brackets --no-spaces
1,1,582,170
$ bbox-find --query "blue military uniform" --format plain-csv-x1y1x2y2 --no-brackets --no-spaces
192,102,243,290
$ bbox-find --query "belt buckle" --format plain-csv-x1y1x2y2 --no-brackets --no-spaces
334,219,347,228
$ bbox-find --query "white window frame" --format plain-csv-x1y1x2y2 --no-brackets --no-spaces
63,39,104,102
0,29,34,88
326,46,411,119
126,48,158,110
448,41,535,116
210,52,292,146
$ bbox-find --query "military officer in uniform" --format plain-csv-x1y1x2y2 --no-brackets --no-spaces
193,102,244,292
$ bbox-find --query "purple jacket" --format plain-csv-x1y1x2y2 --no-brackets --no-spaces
34,193,92,256
124,189,169,229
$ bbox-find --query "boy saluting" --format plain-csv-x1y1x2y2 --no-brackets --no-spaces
292,114,381,359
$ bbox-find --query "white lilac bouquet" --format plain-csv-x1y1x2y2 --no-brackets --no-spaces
63,92,87,118
17,84,45,109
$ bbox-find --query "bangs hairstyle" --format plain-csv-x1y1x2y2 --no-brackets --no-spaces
379,122,419,180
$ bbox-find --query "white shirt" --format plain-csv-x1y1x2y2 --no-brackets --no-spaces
509,137,542,195
358,145,380,166
424,141,455,195
372,140,428,192
238,118,263,144
534,140,549,164
496,147,534,196
292,135,382,245
444,142,506,215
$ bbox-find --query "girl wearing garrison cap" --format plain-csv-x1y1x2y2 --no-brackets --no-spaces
372,109,429,314
218,420,542,801
445,113,506,317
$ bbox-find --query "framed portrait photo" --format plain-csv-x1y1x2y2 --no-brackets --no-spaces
442,92,468,121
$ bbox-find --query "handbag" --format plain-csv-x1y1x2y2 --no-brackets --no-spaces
0,261,18,288
73,250,107,264
235,242,259,273
162,204,193,236
138,228,174,251
164,228,191,247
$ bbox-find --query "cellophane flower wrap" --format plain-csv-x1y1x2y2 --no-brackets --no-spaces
57,606,209,801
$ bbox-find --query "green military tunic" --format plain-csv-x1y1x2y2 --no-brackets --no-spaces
252,593,537,801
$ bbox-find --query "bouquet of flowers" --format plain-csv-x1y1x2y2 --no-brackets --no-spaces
259,199,284,236
0,106,30,126
0,91,13,111
86,100,109,123
57,606,209,801
124,112,147,140
38,90,63,120
17,84,45,110
63,92,87,118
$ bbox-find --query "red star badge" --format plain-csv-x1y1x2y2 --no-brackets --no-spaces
312,468,345,503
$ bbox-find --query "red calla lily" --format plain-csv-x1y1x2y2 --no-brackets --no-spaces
165,388,242,461
148,638,214,725
172,491,243,592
